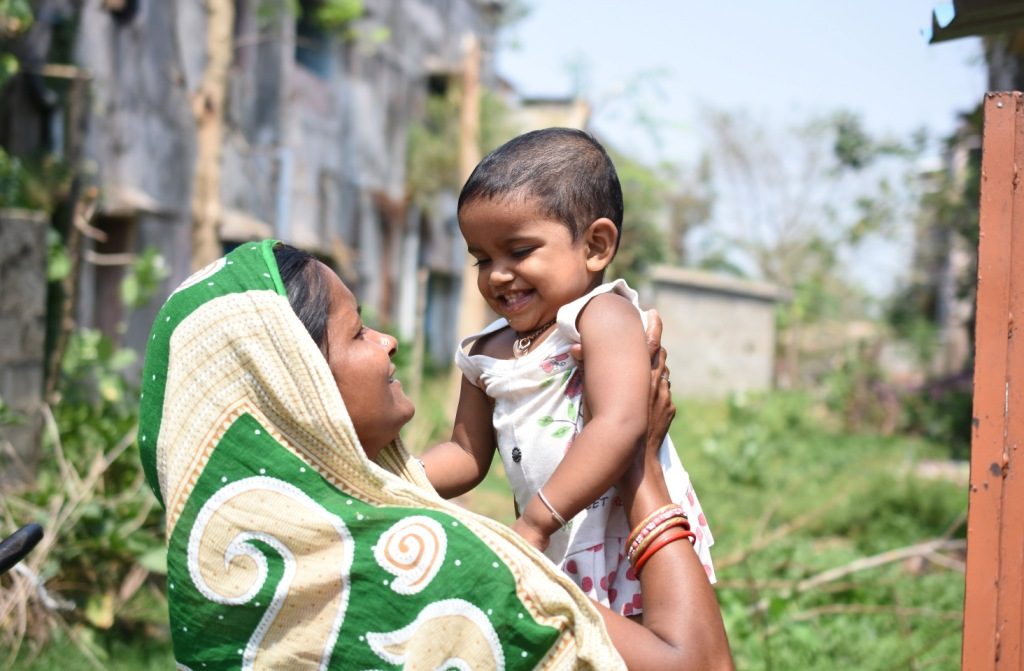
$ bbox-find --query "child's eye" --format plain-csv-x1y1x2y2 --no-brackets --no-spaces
472,257,491,267
511,247,533,259
355,325,367,339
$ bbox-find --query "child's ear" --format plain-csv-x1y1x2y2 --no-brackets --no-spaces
584,218,618,272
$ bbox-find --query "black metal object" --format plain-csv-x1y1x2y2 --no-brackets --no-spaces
0,524,43,576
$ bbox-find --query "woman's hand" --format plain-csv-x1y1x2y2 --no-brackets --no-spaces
620,310,675,490
644,310,675,461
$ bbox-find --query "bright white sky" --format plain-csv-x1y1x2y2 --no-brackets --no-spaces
496,1,985,162
494,2,986,298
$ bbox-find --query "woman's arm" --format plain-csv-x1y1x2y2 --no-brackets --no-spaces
600,317,734,670
514,293,650,549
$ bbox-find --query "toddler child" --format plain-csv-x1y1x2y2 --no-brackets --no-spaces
422,128,715,616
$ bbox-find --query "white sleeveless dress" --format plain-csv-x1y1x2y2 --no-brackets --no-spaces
455,279,716,615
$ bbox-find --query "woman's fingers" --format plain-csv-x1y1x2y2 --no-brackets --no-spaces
644,309,664,365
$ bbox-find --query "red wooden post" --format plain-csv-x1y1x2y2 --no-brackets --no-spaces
963,91,1024,671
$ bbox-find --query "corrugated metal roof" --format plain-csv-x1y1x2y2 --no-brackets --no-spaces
928,0,1024,43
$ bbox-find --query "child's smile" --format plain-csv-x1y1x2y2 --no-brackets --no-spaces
458,196,599,334
496,288,535,314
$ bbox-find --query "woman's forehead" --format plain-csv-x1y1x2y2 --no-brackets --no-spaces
321,264,359,316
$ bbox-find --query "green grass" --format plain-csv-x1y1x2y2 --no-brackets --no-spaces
6,634,174,670
6,384,964,669
672,392,965,671
408,385,966,670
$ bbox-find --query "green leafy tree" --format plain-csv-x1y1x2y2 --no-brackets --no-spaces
695,109,924,386
605,148,669,287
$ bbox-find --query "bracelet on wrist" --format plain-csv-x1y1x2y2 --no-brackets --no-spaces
626,505,688,559
537,488,568,529
628,516,691,566
634,527,696,575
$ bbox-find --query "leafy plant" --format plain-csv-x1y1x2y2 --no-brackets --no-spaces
315,0,363,31
258,0,368,40
1,250,171,666
606,149,670,287
672,392,964,671
0,0,32,90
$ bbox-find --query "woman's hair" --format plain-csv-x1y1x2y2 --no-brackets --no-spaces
273,242,329,350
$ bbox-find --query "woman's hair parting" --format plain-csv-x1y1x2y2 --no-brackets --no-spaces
457,127,624,243
273,242,329,350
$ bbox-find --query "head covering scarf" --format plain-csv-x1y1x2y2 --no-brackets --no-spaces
138,240,623,670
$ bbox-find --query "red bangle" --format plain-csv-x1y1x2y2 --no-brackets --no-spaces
627,517,691,566
634,528,696,575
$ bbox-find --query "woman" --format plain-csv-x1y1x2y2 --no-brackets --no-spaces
138,240,733,670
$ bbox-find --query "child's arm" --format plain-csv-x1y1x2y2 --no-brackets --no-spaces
512,292,650,550
420,371,498,499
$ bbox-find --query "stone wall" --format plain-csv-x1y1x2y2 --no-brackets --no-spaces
0,209,48,489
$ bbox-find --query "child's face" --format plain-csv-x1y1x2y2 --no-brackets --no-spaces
459,196,598,334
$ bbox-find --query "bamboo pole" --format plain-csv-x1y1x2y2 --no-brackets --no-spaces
448,33,488,408
189,0,234,271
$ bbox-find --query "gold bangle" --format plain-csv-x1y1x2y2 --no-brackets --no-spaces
628,517,691,566
626,504,686,550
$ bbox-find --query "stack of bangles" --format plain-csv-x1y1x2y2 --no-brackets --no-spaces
625,504,695,575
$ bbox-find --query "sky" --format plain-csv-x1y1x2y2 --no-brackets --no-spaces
493,2,987,297
496,1,985,162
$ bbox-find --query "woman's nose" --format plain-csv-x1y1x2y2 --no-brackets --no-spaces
372,329,398,356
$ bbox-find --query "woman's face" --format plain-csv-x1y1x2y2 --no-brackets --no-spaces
319,263,415,458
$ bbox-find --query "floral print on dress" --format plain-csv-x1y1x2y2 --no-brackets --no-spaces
537,355,584,443
455,280,717,614
540,352,572,374
564,368,583,399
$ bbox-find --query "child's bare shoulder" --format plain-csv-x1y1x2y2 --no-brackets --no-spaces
468,325,516,358
577,291,641,332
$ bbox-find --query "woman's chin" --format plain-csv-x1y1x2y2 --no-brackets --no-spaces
392,382,416,420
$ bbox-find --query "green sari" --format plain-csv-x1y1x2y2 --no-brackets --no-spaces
138,240,623,670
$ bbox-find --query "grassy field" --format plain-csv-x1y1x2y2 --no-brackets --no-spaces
7,386,965,670
406,385,966,670
670,393,965,670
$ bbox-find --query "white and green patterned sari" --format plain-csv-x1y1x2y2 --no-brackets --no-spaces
138,240,623,670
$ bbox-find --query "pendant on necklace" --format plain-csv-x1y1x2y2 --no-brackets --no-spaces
512,319,556,359
512,336,533,359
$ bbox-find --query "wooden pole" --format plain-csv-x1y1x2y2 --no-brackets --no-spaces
962,91,1024,671
189,0,234,271
448,33,488,405
44,71,93,401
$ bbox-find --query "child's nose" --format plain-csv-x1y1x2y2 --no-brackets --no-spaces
488,261,515,286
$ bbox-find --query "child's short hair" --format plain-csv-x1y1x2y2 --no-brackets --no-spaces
458,128,624,247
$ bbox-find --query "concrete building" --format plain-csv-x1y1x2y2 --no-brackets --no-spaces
646,265,785,398
68,0,504,363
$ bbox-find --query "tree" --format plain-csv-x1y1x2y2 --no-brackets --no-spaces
694,109,924,385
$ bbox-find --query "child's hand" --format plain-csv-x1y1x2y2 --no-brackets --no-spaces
511,516,551,552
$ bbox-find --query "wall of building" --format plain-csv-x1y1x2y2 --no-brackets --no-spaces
71,0,500,366
0,209,48,489
647,265,783,399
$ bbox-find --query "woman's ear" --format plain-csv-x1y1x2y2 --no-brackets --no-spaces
584,218,618,272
